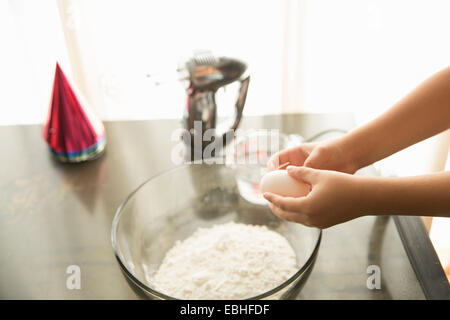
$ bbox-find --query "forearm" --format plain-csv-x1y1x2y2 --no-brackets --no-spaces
359,171,450,217
338,66,450,170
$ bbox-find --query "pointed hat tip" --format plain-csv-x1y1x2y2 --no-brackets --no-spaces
54,62,66,79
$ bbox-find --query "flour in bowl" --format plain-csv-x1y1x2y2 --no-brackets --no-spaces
151,221,298,299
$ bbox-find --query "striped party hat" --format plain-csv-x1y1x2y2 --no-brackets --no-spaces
43,63,106,162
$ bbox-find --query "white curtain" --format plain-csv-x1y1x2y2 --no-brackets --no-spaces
0,0,69,124
2,0,287,124
283,0,450,177
54,0,287,121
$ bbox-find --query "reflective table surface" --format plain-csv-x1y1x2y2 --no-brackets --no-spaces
0,114,425,299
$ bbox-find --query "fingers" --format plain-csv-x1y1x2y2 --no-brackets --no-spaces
263,192,304,212
268,203,311,226
267,151,288,171
286,165,318,184
266,156,278,171
263,191,314,227
267,145,312,171
303,157,315,168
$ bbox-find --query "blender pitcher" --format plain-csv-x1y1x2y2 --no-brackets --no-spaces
178,51,250,161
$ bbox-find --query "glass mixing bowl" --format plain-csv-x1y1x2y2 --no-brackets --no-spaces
111,163,321,299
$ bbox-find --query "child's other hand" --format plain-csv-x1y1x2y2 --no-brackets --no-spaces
267,139,358,174
263,166,366,229
267,142,316,170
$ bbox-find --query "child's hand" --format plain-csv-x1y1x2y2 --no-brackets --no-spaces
267,142,316,170
263,166,365,229
267,139,358,174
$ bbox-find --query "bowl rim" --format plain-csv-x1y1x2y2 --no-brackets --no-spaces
111,163,322,300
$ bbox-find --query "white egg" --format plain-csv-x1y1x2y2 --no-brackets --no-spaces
260,170,310,198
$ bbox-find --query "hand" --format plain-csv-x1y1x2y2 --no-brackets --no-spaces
267,139,358,174
267,142,316,171
263,166,366,229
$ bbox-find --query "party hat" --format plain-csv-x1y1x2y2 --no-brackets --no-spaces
43,63,106,162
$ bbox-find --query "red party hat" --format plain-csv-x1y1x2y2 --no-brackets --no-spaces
43,63,106,162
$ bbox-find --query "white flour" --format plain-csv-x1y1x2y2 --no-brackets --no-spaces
151,221,298,299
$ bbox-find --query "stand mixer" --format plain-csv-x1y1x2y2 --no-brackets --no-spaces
178,51,250,161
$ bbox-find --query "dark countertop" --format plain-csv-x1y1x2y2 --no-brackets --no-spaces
0,113,425,299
